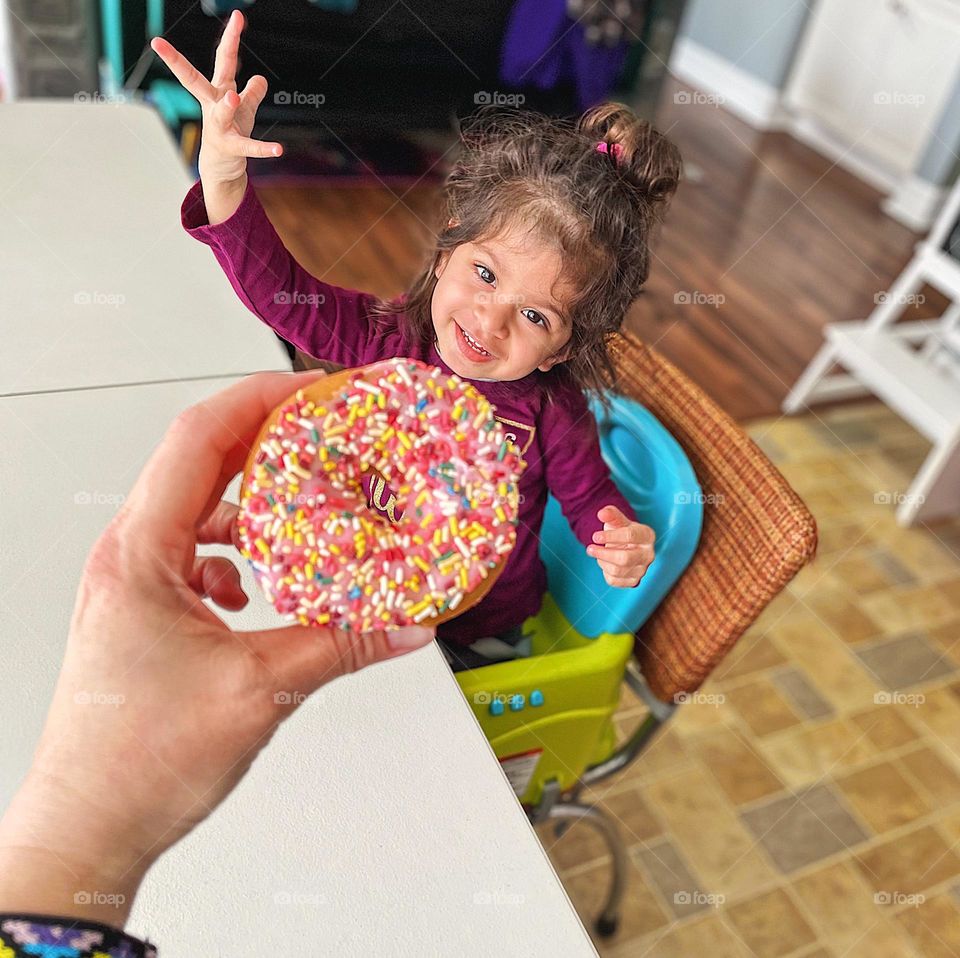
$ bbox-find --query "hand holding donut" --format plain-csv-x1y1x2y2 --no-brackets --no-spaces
587,505,656,588
0,371,434,927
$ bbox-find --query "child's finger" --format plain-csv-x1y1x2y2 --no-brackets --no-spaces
150,37,216,104
224,133,283,158
211,90,241,133
593,523,655,547
212,9,243,90
237,74,269,123
588,544,648,569
598,504,630,527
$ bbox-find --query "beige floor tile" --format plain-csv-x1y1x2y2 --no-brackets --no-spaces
723,677,803,737
819,550,901,595
537,817,610,873
804,593,883,644
835,760,932,833
926,619,960,667
791,860,909,954
896,745,960,807
688,726,785,805
936,576,960,612
849,703,921,751
625,727,693,782
643,766,777,900
859,584,958,635
871,530,960,584
937,807,960,842
561,857,671,948
768,621,880,711
776,455,850,489
894,893,960,958
669,693,737,738
814,515,881,557
908,684,960,760
758,718,879,790
724,887,817,958
712,634,787,682
842,922,922,958
631,913,751,957
853,824,960,897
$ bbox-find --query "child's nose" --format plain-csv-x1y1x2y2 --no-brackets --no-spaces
479,306,511,340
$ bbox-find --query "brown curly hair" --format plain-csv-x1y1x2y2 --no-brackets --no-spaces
371,101,682,408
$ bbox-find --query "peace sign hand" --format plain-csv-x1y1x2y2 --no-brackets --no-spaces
150,9,282,187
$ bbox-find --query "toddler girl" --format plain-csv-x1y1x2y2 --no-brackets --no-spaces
154,11,679,670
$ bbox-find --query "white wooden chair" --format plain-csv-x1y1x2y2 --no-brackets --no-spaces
783,174,960,525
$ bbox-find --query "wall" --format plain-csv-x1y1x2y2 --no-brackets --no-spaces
677,0,812,89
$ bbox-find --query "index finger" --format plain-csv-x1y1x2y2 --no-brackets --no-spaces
123,370,327,561
150,36,216,104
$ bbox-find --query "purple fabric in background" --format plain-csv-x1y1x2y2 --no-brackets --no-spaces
500,0,629,111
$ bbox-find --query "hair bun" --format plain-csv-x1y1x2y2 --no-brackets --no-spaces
579,102,682,211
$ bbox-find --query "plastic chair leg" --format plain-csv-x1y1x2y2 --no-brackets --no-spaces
547,800,626,938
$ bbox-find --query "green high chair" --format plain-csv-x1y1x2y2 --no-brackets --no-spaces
454,332,819,938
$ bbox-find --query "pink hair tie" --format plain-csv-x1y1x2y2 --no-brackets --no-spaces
595,140,624,164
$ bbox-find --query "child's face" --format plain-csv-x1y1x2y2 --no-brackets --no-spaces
431,221,574,382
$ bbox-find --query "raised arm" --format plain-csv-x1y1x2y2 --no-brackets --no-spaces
154,11,377,367
151,10,281,224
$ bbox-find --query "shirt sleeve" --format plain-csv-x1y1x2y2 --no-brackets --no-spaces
180,177,378,368
0,914,157,956
541,381,638,551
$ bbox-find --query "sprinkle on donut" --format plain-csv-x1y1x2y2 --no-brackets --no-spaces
238,358,526,631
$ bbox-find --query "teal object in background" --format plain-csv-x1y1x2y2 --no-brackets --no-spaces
307,0,360,12
539,393,703,637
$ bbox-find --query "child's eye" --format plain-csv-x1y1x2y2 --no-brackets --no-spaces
522,308,548,328
474,263,495,284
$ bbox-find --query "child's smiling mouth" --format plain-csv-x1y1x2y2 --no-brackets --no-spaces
455,321,497,362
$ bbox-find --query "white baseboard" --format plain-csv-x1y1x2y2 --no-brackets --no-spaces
668,36,946,232
668,36,790,131
882,174,947,232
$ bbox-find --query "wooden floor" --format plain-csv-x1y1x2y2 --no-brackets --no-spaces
255,76,936,423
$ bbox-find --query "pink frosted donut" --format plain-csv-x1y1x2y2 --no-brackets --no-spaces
238,357,526,632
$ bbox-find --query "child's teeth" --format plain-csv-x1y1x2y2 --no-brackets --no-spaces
463,328,488,354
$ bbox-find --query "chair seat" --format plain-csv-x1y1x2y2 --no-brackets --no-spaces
454,393,703,804
540,392,704,636
455,594,635,805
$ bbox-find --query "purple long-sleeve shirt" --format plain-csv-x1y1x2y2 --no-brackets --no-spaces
180,178,636,645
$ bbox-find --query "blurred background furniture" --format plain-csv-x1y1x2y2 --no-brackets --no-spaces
784,174,960,526
95,0,688,153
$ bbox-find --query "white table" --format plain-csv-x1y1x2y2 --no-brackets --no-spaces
0,101,287,396
0,103,597,957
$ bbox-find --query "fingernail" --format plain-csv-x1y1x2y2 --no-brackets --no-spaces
387,625,435,650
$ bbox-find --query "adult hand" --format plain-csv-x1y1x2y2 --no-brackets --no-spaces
0,370,434,927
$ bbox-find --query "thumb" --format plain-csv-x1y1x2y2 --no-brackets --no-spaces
239,623,436,698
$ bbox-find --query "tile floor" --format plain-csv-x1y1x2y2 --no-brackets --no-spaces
534,400,960,956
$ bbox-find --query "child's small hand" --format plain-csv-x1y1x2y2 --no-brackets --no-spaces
586,505,655,588
151,10,282,187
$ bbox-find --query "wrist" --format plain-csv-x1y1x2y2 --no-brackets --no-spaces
0,769,151,926
198,169,248,226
